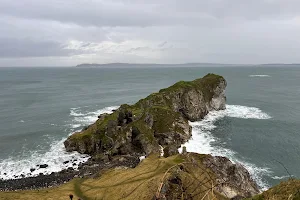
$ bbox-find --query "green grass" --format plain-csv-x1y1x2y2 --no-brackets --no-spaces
247,179,300,200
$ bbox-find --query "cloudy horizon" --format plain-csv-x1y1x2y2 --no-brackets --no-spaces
1,0,300,67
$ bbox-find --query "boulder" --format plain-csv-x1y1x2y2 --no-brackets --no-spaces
39,164,48,169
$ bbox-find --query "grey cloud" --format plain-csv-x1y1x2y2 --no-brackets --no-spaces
1,0,300,28
158,42,168,48
0,38,80,58
1,0,300,65
0,0,168,27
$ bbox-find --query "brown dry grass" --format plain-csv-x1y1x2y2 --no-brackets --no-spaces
0,154,229,200
247,179,300,200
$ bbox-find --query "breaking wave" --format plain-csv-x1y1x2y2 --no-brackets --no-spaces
249,75,271,77
0,106,118,180
271,175,291,180
179,104,272,191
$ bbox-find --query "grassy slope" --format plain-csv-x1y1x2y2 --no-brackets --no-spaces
0,154,229,200
247,179,300,200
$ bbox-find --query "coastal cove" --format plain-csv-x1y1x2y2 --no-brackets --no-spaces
1,66,300,195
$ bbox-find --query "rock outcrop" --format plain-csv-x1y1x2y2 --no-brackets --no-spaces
64,73,227,158
156,153,260,200
203,155,260,199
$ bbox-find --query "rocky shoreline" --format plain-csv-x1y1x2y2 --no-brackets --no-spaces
0,74,262,199
0,154,140,191
1,73,299,199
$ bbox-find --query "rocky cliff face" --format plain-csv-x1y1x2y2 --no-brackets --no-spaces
156,153,260,200
203,155,260,199
64,73,226,158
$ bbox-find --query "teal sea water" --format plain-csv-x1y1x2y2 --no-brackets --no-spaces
0,66,300,190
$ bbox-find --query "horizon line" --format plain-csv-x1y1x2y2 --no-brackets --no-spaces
1,62,300,68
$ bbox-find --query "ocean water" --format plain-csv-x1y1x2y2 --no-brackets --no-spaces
0,66,300,190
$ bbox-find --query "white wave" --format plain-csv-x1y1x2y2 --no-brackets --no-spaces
179,104,272,191
0,138,90,180
70,106,118,128
249,75,271,77
226,105,271,119
70,124,82,129
19,120,25,123
70,109,85,117
272,175,291,180
0,106,118,180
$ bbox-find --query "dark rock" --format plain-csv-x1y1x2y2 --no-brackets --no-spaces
117,111,125,126
0,154,139,191
63,161,69,164
30,168,36,172
231,195,245,200
98,113,108,119
181,146,187,155
163,146,178,157
81,125,90,131
156,174,188,200
144,113,153,128
39,164,48,169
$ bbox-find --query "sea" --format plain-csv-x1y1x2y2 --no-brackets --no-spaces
0,66,300,191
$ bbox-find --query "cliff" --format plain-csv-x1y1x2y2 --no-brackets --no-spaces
64,73,226,158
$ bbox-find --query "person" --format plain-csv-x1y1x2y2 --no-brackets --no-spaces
69,194,73,200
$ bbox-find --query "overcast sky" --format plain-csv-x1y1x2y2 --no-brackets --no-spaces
1,0,300,66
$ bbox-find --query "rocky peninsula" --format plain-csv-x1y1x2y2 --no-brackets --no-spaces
2,73,296,199
64,73,226,158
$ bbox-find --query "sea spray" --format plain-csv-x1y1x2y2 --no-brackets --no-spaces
179,104,272,190
0,106,118,180
249,75,271,77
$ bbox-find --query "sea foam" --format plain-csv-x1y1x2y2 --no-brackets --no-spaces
0,106,118,180
272,175,291,180
179,104,272,191
249,75,271,77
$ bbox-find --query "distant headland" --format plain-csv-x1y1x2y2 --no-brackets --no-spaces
75,63,242,68
75,63,300,68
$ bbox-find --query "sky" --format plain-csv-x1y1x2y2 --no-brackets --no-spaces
1,0,300,66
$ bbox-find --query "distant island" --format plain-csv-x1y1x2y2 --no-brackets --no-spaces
76,63,300,68
75,63,243,68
